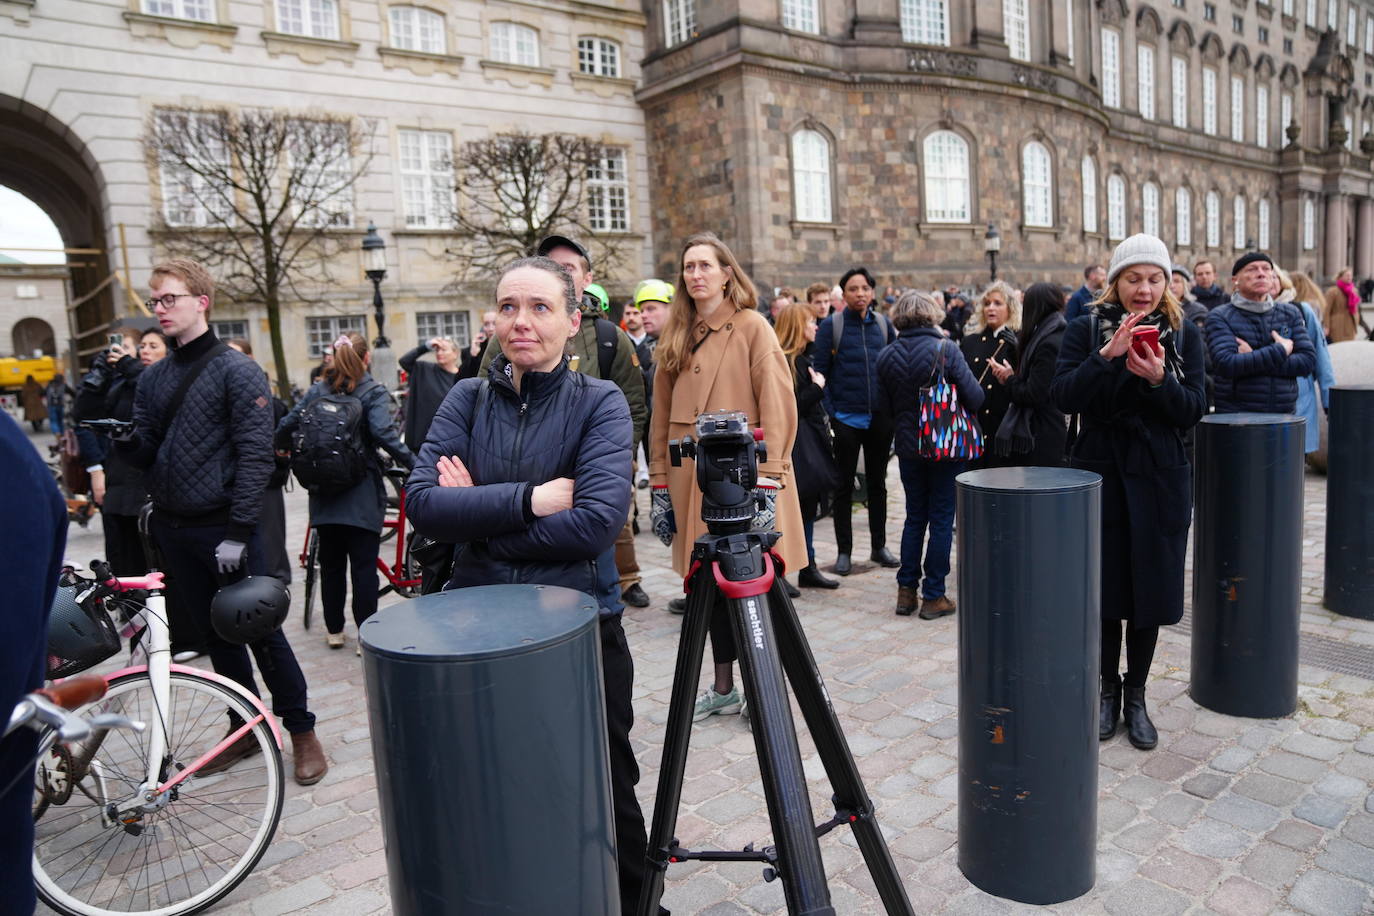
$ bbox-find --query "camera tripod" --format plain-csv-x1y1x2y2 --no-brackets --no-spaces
637,412,913,916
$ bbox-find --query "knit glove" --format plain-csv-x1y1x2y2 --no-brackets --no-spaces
215,539,247,574
650,487,675,546
751,479,778,532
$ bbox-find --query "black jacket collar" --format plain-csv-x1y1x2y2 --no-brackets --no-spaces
172,328,220,363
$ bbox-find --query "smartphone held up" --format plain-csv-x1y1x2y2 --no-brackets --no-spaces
1130,325,1159,359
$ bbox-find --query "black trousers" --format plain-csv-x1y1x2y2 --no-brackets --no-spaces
831,416,895,554
101,511,148,577
599,615,650,915
315,523,380,634
150,515,316,735
1102,621,1160,689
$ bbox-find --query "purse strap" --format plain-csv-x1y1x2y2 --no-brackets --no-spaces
923,339,948,388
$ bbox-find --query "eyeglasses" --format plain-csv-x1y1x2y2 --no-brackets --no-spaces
145,293,199,311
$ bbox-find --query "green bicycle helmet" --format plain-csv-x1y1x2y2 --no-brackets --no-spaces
584,283,610,312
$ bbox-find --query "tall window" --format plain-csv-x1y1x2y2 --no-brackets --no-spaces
781,0,819,33
143,0,213,21
1348,6,1358,44
1082,156,1098,233
416,311,471,347
1366,16,1373,54
1004,0,1029,61
1176,186,1192,246
389,7,445,54
586,147,629,232
1328,0,1338,30
1203,68,1218,135
398,129,453,228
791,130,832,223
1022,141,1052,227
1256,85,1269,148
1142,182,1160,236
1065,0,1074,62
1102,29,1121,108
1305,0,1317,28
1230,75,1245,142
1206,190,1221,247
158,111,232,228
1346,113,1355,150
491,22,539,66
1303,197,1315,249
1283,0,1293,15
289,120,353,228
307,315,365,358
277,0,340,39
1107,174,1126,240
1172,56,1188,128
1281,93,1293,136
1258,198,1271,249
1137,45,1156,120
1233,195,1247,249
899,0,948,45
923,131,970,223
664,0,696,45
577,38,621,77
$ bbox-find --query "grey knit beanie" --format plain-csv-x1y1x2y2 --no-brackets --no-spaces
1106,234,1172,284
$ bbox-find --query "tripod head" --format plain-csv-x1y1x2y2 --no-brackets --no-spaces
669,411,768,534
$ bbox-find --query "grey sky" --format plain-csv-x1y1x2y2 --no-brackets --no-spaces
0,186,65,264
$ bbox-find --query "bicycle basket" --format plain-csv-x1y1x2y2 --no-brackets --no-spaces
46,582,121,679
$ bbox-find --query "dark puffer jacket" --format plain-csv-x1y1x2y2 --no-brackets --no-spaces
119,330,273,541
1204,302,1316,413
406,357,632,616
876,327,985,460
812,306,898,417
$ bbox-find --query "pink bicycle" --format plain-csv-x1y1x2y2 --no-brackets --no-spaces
29,560,285,916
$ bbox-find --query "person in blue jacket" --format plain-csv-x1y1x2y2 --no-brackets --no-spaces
406,257,655,915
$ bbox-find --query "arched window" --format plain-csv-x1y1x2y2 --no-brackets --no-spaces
1233,195,1247,249
1142,182,1160,237
1206,191,1221,247
1175,186,1192,246
1137,44,1156,120
791,129,832,223
1258,198,1271,249
490,21,539,66
390,6,445,54
1081,156,1098,233
577,37,621,76
899,0,948,45
923,130,970,223
1256,85,1270,148
1022,141,1052,227
1107,174,1126,241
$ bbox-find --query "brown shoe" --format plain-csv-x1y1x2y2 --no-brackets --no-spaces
918,595,956,620
895,586,919,616
291,729,329,786
197,728,261,777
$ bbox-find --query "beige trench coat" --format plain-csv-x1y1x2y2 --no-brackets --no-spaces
648,305,807,577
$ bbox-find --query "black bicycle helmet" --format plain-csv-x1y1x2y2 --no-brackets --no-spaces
210,577,290,645
47,583,121,678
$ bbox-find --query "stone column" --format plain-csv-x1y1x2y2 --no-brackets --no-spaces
1325,193,1348,279
852,0,901,41
971,0,1008,52
1357,198,1374,279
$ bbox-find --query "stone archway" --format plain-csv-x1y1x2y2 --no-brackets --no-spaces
12,316,56,357
0,96,114,359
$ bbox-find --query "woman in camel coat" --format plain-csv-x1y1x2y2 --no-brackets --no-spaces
649,232,804,721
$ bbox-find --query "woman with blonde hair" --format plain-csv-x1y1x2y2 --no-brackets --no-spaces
649,232,805,721
1281,270,1337,455
960,280,1020,468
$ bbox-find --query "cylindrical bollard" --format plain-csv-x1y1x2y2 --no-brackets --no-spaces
1191,414,1305,718
956,467,1102,905
1325,386,1374,619
360,585,618,915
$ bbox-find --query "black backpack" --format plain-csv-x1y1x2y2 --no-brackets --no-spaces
289,381,375,494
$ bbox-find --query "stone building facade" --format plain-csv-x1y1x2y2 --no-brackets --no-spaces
638,0,1374,292
2,0,652,387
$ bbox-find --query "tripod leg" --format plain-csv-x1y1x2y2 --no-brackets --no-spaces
768,577,916,915
635,564,714,916
728,585,835,916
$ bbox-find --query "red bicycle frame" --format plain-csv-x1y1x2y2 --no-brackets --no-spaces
378,484,421,592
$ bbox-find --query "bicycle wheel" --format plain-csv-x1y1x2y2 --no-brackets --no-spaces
33,670,285,916
302,527,318,631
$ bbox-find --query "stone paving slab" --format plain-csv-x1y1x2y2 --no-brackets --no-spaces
39,435,1374,915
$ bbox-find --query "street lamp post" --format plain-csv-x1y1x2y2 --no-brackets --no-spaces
984,222,1001,282
361,221,398,388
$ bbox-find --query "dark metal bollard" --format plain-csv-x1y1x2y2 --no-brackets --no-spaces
1325,387,1374,619
360,585,618,915
1191,414,1305,718
955,467,1102,905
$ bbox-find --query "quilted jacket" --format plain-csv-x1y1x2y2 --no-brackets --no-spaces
406,356,632,616
120,330,274,542
1203,300,1316,413
876,327,985,461
813,306,898,418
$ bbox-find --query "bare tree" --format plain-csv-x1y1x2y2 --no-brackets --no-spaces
446,131,629,284
146,107,376,398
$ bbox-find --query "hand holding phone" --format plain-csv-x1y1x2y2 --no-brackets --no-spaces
1130,325,1160,359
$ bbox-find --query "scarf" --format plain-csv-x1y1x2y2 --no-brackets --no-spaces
1337,279,1360,317
1094,301,1185,383
1230,291,1274,314
993,311,1066,456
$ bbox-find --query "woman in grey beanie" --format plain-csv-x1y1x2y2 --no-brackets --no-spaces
1051,234,1208,751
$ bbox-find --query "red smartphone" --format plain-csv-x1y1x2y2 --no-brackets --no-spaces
1131,325,1160,358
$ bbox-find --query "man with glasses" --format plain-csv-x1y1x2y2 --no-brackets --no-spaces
116,257,327,786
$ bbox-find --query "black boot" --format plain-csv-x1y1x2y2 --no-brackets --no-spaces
870,546,899,568
1122,685,1158,750
1100,674,1122,741
833,553,852,576
781,576,801,599
798,564,839,589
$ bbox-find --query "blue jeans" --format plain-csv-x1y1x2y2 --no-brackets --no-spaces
897,456,964,598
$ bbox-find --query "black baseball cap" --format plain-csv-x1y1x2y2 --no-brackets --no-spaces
537,235,591,268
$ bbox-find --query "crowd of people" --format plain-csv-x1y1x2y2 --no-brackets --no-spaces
7,226,1359,916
